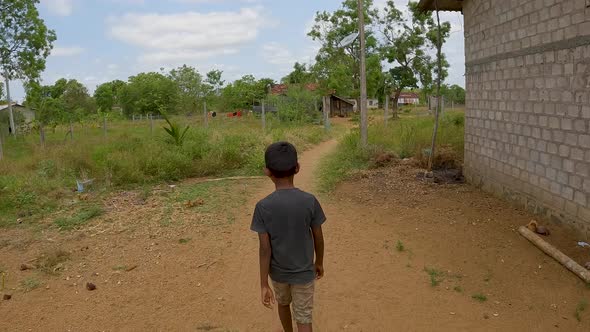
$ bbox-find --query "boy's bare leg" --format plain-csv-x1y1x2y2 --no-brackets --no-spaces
296,323,312,332
278,304,294,332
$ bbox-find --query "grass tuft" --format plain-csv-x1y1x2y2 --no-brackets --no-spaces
396,240,405,252
575,299,588,322
472,293,488,302
54,205,104,230
424,267,444,287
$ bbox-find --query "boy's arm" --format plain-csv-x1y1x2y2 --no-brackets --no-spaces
258,233,275,308
311,225,324,279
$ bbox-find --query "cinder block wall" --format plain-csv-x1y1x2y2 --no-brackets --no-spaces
463,0,590,236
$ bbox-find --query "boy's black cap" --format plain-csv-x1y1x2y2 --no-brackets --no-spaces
265,141,298,172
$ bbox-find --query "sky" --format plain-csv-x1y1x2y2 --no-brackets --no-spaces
7,0,465,101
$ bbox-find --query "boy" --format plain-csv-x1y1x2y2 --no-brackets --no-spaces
251,141,326,332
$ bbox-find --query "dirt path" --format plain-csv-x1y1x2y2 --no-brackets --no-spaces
1,136,590,331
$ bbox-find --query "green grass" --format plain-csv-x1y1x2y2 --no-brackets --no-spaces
54,205,105,230
472,293,488,302
21,277,41,292
396,240,405,252
424,267,444,287
179,238,191,244
318,112,464,191
0,116,328,229
575,299,588,322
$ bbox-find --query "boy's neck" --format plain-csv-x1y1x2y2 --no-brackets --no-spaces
273,177,296,190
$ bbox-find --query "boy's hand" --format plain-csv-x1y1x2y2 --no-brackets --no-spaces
261,284,275,309
315,263,324,279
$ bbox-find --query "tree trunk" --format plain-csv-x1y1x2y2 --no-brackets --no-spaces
5,78,16,136
392,89,402,119
518,226,590,283
384,93,389,127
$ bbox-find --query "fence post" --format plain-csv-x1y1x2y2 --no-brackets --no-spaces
40,124,45,147
150,114,154,135
261,100,266,132
204,100,208,128
103,116,107,138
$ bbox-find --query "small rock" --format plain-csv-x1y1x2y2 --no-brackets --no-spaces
493,313,499,317
449,312,455,315
20,263,36,271
550,304,558,310
217,297,223,301
584,262,590,270
483,313,490,319
3,294,12,301
86,282,96,291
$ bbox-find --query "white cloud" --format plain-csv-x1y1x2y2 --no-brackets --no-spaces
51,46,85,56
42,0,73,16
261,43,296,66
109,7,265,66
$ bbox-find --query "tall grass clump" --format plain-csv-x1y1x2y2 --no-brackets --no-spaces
319,111,464,191
0,116,328,227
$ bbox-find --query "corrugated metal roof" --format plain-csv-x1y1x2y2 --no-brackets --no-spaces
0,103,25,111
418,0,463,12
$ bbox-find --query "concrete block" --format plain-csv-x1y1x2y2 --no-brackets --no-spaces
574,191,587,206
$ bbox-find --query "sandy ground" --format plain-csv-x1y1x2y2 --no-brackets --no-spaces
1,138,590,331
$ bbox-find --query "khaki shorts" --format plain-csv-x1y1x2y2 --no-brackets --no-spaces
271,280,315,324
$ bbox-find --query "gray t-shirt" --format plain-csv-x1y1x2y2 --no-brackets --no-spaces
251,188,326,284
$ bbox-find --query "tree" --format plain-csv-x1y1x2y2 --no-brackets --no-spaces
120,72,178,116
94,80,126,112
440,84,465,105
168,65,204,114
61,79,95,115
24,80,64,145
221,75,274,111
379,1,451,115
308,0,383,99
1,0,56,135
281,62,314,84
205,69,224,93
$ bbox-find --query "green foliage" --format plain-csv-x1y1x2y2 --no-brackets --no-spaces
54,205,104,230
21,277,41,291
94,80,126,112
162,114,190,146
319,112,464,190
282,62,314,84
472,293,488,302
120,72,178,116
424,267,444,287
0,0,56,81
221,75,274,111
379,1,452,107
0,118,328,228
168,65,206,114
268,85,321,123
396,240,405,252
440,84,466,104
308,0,383,98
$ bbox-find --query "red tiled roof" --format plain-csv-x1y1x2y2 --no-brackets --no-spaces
398,92,420,99
271,83,322,95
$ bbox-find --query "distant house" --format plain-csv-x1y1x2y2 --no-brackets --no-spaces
0,103,35,124
367,99,379,109
327,95,354,117
270,83,320,96
397,92,420,105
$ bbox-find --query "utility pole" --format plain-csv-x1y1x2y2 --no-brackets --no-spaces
384,89,389,127
323,96,331,131
357,0,368,147
4,78,16,136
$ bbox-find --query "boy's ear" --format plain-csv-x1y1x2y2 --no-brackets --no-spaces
294,163,300,174
263,167,272,177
